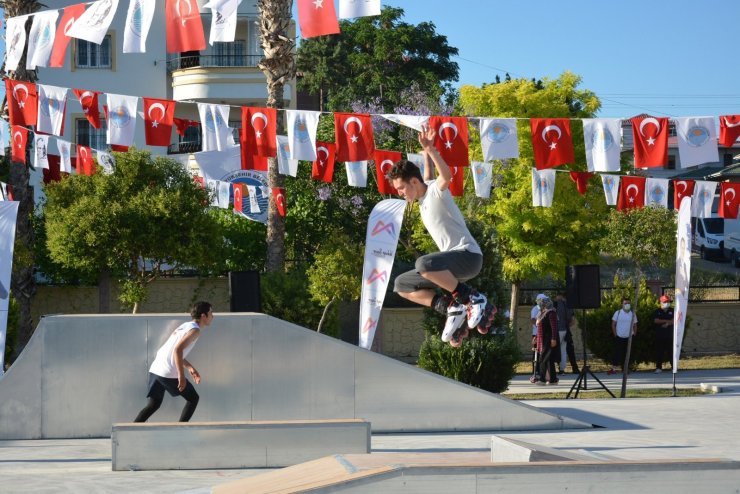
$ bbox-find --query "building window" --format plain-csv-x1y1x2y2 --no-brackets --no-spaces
214,40,246,66
180,125,201,146
76,35,112,68
76,119,107,149
724,153,734,167
667,156,676,170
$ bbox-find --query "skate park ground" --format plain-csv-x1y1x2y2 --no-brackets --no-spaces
2,368,740,493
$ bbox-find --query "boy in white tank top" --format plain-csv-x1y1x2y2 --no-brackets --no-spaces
133,301,214,422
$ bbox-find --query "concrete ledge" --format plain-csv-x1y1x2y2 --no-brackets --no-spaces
491,435,604,462
111,419,371,471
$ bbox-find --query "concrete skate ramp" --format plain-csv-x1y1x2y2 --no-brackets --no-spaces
0,314,589,439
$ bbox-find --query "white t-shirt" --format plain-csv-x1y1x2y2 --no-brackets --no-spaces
149,321,200,378
418,180,482,254
612,309,638,338
530,305,540,336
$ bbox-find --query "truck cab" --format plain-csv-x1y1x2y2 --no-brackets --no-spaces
692,216,724,260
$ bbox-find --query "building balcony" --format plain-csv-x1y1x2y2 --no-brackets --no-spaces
168,140,202,155
169,55,294,105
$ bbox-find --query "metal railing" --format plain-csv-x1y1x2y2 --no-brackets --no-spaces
167,54,263,72
167,141,202,155
519,286,740,305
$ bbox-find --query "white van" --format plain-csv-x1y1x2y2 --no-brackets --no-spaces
692,216,724,260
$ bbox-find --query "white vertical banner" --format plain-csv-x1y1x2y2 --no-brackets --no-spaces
5,16,29,72
198,103,231,152
56,139,73,174
203,0,242,44
674,116,719,168
345,161,368,187
359,199,406,350
673,198,692,372
218,180,231,209
645,177,669,208
0,201,20,376
531,168,556,207
691,180,718,218
276,135,299,177
246,185,260,213
286,110,320,160
601,174,620,206
471,161,493,198
106,93,139,146
67,0,120,45
33,135,50,170
406,152,425,178
583,118,622,172
479,118,519,160
339,0,381,19
123,0,157,53
27,10,59,69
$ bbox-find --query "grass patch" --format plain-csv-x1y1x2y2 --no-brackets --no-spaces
515,353,740,375
505,387,708,400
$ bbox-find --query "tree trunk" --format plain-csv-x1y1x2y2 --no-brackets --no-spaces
257,0,296,273
509,282,520,331
620,271,641,398
317,296,336,334
3,10,40,360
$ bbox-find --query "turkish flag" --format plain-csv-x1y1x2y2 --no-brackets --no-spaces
297,0,340,38
193,175,205,188
617,176,646,211
429,116,469,168
165,0,206,53
241,107,277,157
72,88,102,129
233,183,244,213
10,126,29,164
672,179,695,209
719,115,740,147
718,182,740,219
76,145,95,176
6,79,38,127
569,171,594,195
631,116,668,168
530,118,574,170
239,128,269,171
448,166,464,197
143,98,176,147
312,141,335,182
272,187,287,217
334,113,374,162
173,118,198,136
373,149,401,194
49,3,86,68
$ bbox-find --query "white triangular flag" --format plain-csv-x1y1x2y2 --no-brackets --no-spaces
380,114,429,132
27,11,59,69
106,93,139,146
67,0,120,45
5,16,29,72
198,103,231,152
276,135,299,177
56,139,73,174
203,0,242,44
286,110,320,160
470,161,493,199
532,168,556,207
345,161,368,187
479,118,518,160
193,146,242,183
406,152,426,178
645,177,669,208
691,180,718,218
36,84,68,137
123,0,156,53
583,118,622,172
339,0,380,19
218,180,231,209
33,135,50,170
674,116,719,168
601,174,620,206
246,185,260,213
96,149,116,174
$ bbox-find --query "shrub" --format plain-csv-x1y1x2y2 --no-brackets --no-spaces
581,276,688,368
417,309,521,393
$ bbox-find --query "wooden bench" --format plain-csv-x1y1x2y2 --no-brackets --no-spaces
111,419,370,471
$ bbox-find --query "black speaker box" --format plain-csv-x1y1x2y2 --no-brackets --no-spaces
229,270,262,312
565,265,601,309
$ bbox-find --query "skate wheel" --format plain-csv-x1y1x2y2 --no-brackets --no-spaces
477,324,489,335
449,337,463,348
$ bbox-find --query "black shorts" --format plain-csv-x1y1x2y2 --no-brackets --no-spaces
393,250,483,293
146,372,195,400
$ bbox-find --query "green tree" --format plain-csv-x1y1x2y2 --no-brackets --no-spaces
600,206,677,396
297,6,459,111
43,149,221,313
458,72,608,323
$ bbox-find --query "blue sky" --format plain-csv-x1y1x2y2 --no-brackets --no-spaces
378,0,740,118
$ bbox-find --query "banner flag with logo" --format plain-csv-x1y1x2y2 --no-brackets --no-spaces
124,0,156,53
645,177,669,208
359,198,406,349
276,135,299,177
674,116,719,168
27,10,59,69
531,168,556,207
471,161,493,199
479,118,518,160
0,201,19,376
106,93,139,146
583,118,621,172
286,110,320,160
67,0,120,45
36,84,68,136
691,180,718,218
601,174,620,206
673,198,692,373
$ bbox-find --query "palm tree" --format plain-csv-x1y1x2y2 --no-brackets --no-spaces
1,0,42,359
256,0,295,272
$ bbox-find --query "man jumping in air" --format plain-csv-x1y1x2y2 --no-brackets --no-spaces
389,125,496,347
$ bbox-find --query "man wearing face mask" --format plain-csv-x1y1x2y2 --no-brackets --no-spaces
653,295,674,373
608,297,638,375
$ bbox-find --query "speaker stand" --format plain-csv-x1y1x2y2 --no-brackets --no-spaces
566,309,615,399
